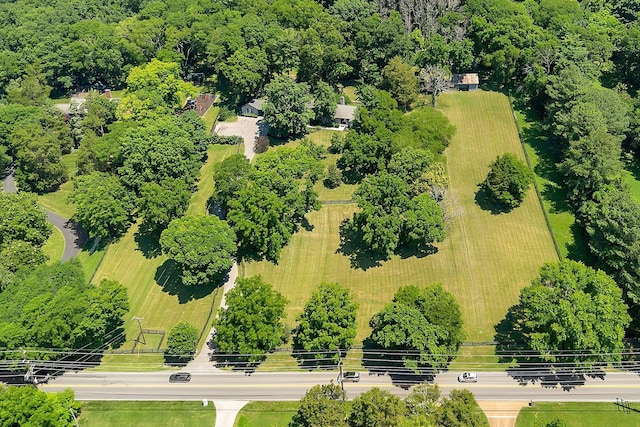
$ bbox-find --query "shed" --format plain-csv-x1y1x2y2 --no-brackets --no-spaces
241,99,265,116
453,73,479,91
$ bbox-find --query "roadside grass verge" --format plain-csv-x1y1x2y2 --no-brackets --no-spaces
78,401,215,426
515,402,640,427
234,401,298,427
42,226,65,263
246,91,558,361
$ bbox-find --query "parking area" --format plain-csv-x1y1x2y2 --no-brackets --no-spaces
214,116,268,161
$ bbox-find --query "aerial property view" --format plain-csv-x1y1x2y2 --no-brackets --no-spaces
2,0,640,426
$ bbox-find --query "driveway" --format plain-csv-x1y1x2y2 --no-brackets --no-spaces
1,168,87,261
214,116,267,161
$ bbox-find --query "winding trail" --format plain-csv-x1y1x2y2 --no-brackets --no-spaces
1,168,87,261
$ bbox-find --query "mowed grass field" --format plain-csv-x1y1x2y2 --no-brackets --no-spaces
78,401,216,426
515,402,640,427
92,144,238,366
245,91,558,347
234,401,298,427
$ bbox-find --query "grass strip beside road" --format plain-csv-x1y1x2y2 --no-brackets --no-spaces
79,401,216,427
41,226,65,263
515,402,640,427
234,401,298,427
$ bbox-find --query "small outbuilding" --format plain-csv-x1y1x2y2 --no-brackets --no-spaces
240,99,265,116
334,104,357,128
453,73,479,91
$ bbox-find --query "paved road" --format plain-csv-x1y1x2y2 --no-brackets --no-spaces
41,370,640,402
2,168,87,261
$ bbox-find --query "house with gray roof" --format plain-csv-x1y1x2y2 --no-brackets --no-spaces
241,99,265,116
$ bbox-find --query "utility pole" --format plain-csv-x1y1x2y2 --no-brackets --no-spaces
69,407,80,427
338,351,345,401
133,316,146,345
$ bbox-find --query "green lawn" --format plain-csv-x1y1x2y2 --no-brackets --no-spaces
202,106,220,134
41,226,65,263
90,143,237,368
78,401,216,426
187,144,242,215
37,151,79,218
91,221,218,359
234,402,299,427
514,109,589,261
515,402,640,427
245,91,558,351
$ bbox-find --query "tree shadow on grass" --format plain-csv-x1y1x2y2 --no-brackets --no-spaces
134,230,162,259
396,243,438,260
566,221,594,264
474,186,514,215
361,339,436,390
292,348,341,371
494,305,603,391
154,259,217,303
336,219,386,270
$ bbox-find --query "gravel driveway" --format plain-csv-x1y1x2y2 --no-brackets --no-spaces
214,116,267,161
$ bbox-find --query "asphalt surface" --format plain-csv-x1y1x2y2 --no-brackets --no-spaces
41,370,640,402
2,168,87,261
214,116,267,161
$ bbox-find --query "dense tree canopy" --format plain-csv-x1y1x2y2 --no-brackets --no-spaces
0,386,80,427
138,178,190,235
509,259,630,368
369,284,463,372
0,261,129,358
289,382,347,427
70,172,135,240
0,192,51,250
160,216,236,286
349,388,407,427
263,76,314,139
214,276,288,365
293,283,358,364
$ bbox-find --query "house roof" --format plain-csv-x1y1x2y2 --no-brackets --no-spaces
335,104,357,121
455,73,479,85
246,99,265,110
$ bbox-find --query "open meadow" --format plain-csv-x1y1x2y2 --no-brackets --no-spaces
245,91,558,358
515,402,640,427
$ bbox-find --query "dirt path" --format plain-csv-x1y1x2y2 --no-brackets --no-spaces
478,400,528,427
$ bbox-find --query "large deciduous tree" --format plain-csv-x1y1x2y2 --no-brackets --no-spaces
214,276,288,365
289,383,347,427
368,284,463,373
166,322,199,359
212,154,253,213
0,386,80,427
70,172,135,240
293,283,359,365
263,76,314,139
0,192,51,249
510,259,630,368
138,178,191,235
160,216,236,286
349,388,407,427
481,153,533,210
